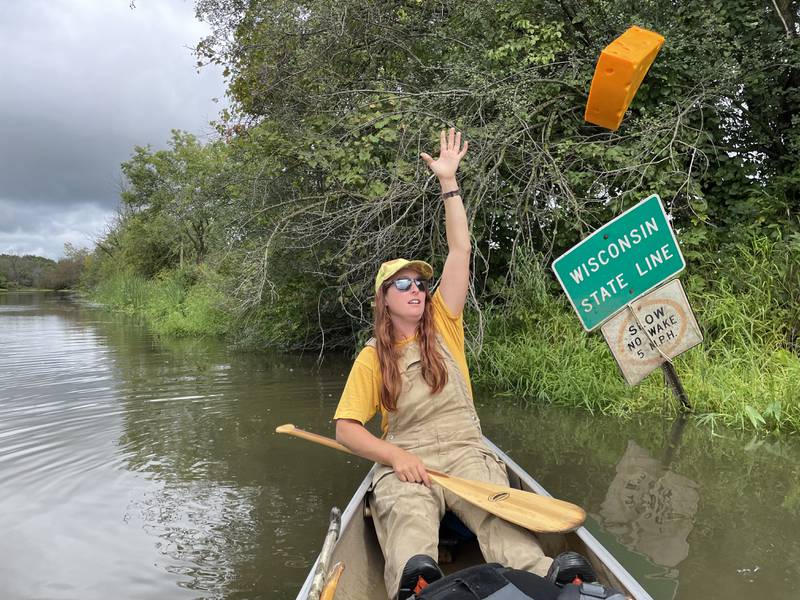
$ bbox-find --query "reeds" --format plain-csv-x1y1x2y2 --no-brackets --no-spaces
473,235,800,433
90,269,228,338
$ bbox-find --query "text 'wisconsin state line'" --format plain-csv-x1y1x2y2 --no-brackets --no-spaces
568,217,660,284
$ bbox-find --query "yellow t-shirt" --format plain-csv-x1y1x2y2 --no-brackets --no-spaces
333,289,472,435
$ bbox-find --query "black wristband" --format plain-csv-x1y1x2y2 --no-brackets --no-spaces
441,188,461,200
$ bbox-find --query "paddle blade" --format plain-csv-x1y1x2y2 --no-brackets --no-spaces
428,473,586,534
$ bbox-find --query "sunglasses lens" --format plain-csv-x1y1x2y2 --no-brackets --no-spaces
389,278,428,292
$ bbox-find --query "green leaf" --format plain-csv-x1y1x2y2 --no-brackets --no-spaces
744,405,766,428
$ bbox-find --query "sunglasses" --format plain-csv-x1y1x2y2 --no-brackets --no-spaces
386,277,429,292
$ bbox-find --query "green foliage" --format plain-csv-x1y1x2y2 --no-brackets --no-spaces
93,130,230,280
187,1,799,341
144,269,229,337
0,254,56,288
474,237,800,432
687,232,800,352
485,5,568,67
92,270,152,314
91,267,229,339
112,212,180,278
0,250,87,290
41,244,91,290
474,253,659,415
88,1,800,429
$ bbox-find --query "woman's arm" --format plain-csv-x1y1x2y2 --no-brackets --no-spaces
420,128,470,315
336,418,431,487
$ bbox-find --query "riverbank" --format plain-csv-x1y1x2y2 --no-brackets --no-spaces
91,268,229,338
475,245,800,433
0,287,72,292
87,235,800,433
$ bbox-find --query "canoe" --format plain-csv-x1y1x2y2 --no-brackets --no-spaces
296,437,653,600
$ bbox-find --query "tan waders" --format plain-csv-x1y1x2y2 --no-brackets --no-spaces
368,337,552,598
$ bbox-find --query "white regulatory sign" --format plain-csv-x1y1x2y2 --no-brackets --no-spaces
600,279,702,385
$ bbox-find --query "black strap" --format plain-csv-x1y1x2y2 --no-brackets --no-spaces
414,564,565,600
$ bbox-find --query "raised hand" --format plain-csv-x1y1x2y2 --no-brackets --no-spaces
420,127,468,181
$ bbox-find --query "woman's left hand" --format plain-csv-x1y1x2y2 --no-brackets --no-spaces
420,127,468,180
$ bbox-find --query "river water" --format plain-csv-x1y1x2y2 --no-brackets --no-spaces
1,291,798,599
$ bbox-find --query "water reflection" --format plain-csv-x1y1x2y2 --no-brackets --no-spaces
0,292,196,599
0,291,361,599
594,414,698,578
132,480,259,594
90,313,361,599
476,398,800,600
598,442,699,570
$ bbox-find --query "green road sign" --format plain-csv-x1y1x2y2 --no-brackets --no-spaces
552,194,685,331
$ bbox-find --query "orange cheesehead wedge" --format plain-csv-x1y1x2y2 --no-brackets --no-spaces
585,26,665,131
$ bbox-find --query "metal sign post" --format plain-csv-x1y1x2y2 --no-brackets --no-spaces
662,361,691,412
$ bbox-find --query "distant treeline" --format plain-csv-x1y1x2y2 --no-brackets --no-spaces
0,245,89,290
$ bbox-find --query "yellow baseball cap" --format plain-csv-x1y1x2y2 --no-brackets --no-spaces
374,258,434,295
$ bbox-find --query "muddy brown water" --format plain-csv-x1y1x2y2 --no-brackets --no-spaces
1,291,798,599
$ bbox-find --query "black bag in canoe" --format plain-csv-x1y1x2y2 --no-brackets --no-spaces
412,563,624,600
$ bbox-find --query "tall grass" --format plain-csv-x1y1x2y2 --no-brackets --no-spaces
91,268,228,338
92,271,151,314
473,235,800,433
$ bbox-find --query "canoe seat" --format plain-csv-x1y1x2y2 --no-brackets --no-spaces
439,511,476,564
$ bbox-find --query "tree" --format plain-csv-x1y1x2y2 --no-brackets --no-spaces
186,2,791,343
120,130,230,271
0,254,56,288
41,244,91,290
89,0,800,350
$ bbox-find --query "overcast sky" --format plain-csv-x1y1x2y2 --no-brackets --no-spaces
0,0,226,259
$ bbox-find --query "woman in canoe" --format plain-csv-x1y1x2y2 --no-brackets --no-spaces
333,128,553,599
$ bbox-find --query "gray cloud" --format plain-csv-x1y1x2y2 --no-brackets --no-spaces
0,198,112,258
0,0,226,258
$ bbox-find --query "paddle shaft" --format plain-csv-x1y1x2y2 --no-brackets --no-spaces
275,424,449,477
275,424,586,533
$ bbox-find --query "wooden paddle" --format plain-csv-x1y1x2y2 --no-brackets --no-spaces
276,424,586,534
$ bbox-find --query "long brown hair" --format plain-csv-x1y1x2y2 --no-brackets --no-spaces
374,280,448,411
